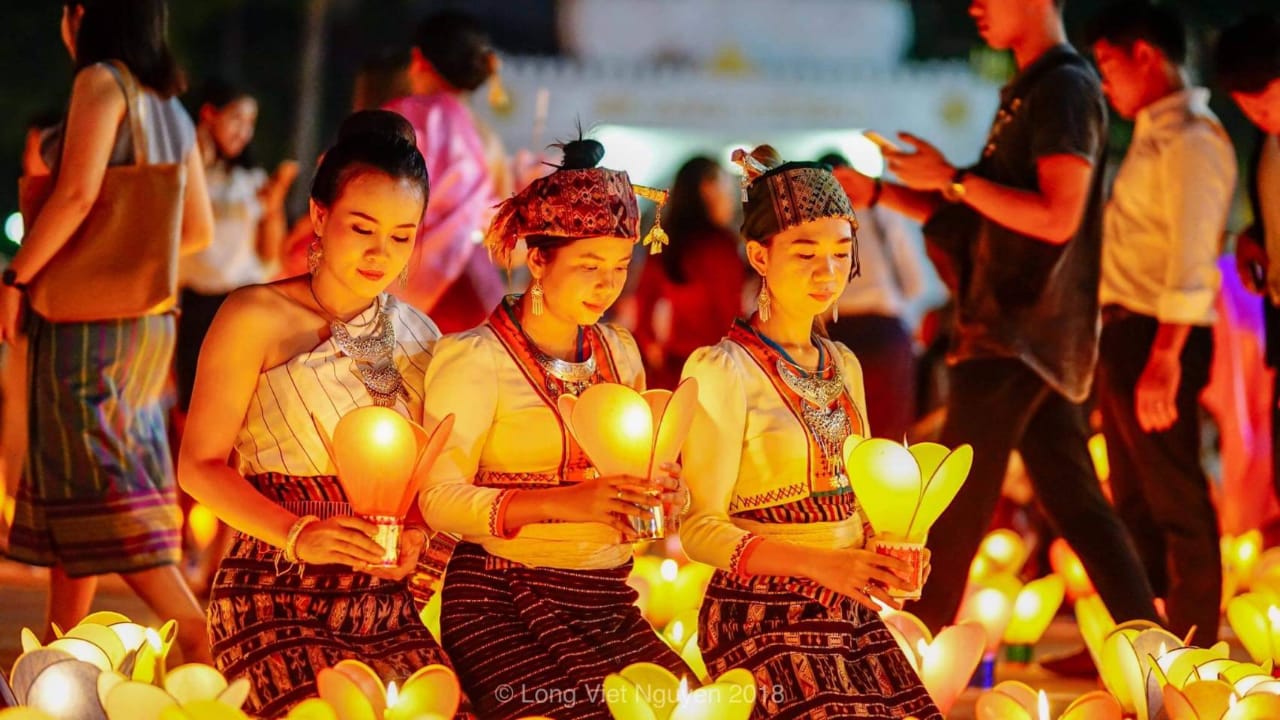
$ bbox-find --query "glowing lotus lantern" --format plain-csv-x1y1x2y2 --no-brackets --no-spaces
1223,530,1264,593
842,437,973,599
1097,624,1183,719
317,408,454,565
880,611,984,715
312,659,460,720
93,663,252,720
558,379,699,541
969,529,1030,584
1003,576,1066,663
1049,538,1096,601
603,663,754,720
977,683,1122,720
957,586,1015,689
1226,594,1280,667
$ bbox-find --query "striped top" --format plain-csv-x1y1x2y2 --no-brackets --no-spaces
233,294,441,477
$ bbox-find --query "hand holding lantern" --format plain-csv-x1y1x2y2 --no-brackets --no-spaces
558,379,699,540
315,408,454,566
843,437,972,599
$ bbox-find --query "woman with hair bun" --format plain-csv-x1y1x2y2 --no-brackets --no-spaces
179,110,470,718
385,10,511,333
419,138,692,720
678,146,940,719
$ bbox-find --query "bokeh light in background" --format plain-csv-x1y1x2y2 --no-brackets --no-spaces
5,212,23,245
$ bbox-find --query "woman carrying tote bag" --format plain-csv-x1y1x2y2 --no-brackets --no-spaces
0,0,214,664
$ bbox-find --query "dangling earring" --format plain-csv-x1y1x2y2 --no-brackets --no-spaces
307,237,323,275
832,304,839,323
757,277,771,322
399,265,409,288
530,281,545,316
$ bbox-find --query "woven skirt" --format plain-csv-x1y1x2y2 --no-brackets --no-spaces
699,569,941,720
440,541,691,720
207,474,471,719
7,312,180,577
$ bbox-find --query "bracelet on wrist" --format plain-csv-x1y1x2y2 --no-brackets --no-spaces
283,514,320,564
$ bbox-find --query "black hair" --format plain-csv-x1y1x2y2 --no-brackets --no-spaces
524,137,605,258
1215,14,1280,95
1084,1,1187,65
193,77,256,167
661,156,729,285
353,46,413,111
817,151,851,170
310,110,429,211
413,10,494,92
66,0,185,98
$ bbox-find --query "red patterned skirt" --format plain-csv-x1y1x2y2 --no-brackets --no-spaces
698,495,941,720
440,541,691,719
207,474,472,719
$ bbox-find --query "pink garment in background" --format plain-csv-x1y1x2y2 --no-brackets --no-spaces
384,93,505,330
1202,255,1279,534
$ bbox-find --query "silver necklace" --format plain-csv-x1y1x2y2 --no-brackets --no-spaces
777,356,852,492
527,338,598,398
310,282,407,407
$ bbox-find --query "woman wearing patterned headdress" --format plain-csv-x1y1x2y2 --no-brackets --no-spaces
419,138,692,720
678,146,940,719
179,111,470,718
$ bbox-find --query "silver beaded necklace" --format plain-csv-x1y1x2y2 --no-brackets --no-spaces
310,280,408,407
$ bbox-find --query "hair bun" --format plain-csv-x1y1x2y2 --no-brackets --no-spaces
558,138,606,170
336,109,417,147
732,144,783,182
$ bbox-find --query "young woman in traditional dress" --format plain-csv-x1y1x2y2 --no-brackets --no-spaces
678,146,941,720
179,111,470,718
419,138,691,720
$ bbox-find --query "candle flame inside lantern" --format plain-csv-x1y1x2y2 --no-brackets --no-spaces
387,680,399,707
619,403,651,441
660,559,679,582
916,639,933,665
1037,690,1050,720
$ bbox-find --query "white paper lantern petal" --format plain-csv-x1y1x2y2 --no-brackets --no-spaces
602,673,658,720
649,379,699,474
26,659,107,720
97,671,128,712
47,638,112,672
105,681,180,720
975,689,1032,720
215,678,251,709
12,649,76,704
65,624,127,670
80,612,133,627
20,628,42,655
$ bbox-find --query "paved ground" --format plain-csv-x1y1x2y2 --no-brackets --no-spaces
0,559,1206,718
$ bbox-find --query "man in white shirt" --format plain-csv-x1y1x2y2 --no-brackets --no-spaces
1089,1,1236,647
1218,15,1280,509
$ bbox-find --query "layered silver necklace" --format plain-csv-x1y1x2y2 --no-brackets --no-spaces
311,282,407,407
759,328,852,492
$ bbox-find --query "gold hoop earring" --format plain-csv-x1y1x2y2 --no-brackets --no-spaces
530,281,545,316
757,277,771,322
399,265,409,288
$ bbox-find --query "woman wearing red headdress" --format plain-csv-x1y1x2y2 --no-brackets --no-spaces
678,146,940,719
419,138,693,720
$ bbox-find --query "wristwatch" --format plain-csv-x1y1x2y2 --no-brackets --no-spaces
942,168,969,203
2,268,26,292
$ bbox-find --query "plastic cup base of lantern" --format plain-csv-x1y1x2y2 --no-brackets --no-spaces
869,538,926,600
1004,644,1033,665
969,653,997,689
627,501,667,541
364,515,402,567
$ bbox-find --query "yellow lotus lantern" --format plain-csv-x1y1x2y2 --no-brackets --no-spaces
977,682,1122,720
956,587,1015,689
1097,624,1183,719
311,659,460,720
880,610,985,715
1250,548,1280,602
0,711,57,720
603,663,754,720
316,408,454,566
1227,594,1280,666
1003,576,1066,664
1223,530,1264,594
558,379,700,541
93,663,252,720
842,437,973,599
969,529,1030,584
1049,538,1096,602
660,610,709,683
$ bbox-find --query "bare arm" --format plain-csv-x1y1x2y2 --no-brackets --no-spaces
179,145,214,256
957,154,1094,245
176,288,297,546
8,65,123,283
878,183,947,224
